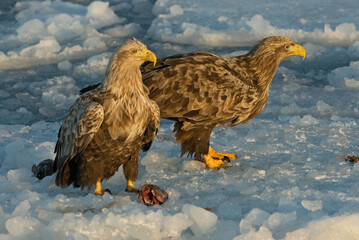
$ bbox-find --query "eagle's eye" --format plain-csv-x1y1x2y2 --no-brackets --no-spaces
132,49,138,54
284,44,292,50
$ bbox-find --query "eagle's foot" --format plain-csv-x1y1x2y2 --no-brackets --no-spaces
203,146,237,168
125,180,140,193
94,180,110,195
126,186,140,193
203,155,231,169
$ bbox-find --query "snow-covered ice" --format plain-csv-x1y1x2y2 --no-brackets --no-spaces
1,0,359,239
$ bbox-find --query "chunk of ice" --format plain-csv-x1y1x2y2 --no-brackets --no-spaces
182,204,218,237
233,226,274,240
17,19,47,44
86,1,120,28
11,200,31,217
239,208,270,234
301,200,323,211
169,5,183,16
285,214,359,240
5,216,41,237
162,213,191,238
289,115,318,126
316,100,332,112
264,212,297,232
57,60,72,71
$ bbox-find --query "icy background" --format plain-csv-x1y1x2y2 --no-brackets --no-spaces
1,0,359,239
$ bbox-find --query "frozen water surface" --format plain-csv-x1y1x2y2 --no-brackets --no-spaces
1,0,359,239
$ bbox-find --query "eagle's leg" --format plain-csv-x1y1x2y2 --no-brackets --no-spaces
203,146,237,169
124,154,140,193
94,179,105,195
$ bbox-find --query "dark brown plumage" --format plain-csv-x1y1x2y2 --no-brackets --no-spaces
81,36,306,169
53,39,159,195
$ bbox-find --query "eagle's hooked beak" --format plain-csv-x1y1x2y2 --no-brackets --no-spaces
137,50,157,66
290,44,306,60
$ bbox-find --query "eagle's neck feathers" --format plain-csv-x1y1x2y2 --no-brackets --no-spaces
102,59,145,96
91,56,151,141
246,49,280,92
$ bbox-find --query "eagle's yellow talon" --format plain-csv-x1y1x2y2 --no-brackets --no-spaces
125,180,140,193
203,146,237,169
217,164,232,170
203,155,226,168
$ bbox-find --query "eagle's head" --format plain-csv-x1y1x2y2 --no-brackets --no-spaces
112,38,157,69
100,38,157,90
249,36,306,62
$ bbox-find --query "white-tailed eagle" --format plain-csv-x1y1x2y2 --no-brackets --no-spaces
53,39,159,195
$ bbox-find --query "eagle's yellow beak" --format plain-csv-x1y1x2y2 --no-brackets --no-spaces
290,44,306,60
137,50,157,66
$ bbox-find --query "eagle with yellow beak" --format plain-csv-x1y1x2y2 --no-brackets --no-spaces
53,39,159,195
81,36,306,169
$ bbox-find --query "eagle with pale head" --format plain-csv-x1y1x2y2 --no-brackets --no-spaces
53,39,158,195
